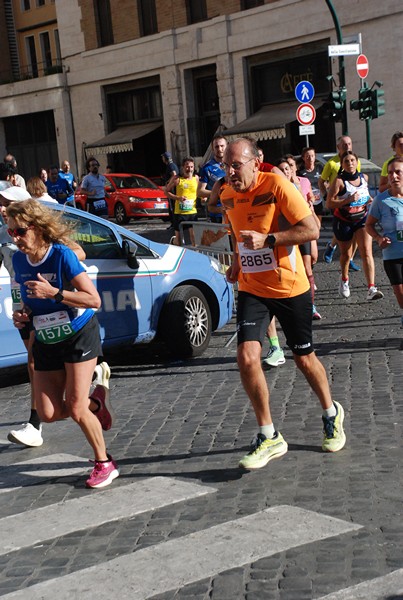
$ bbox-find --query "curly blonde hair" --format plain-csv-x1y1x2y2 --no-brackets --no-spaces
6,199,76,245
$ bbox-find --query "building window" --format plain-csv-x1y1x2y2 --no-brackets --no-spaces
138,0,158,36
36,0,45,6
94,0,114,47
241,0,264,9
187,66,220,156
21,0,31,10
39,32,52,72
25,35,38,77
108,86,162,128
186,0,207,24
54,29,61,65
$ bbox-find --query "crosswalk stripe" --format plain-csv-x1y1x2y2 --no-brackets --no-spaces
0,505,361,599
0,453,88,494
317,567,403,599
0,477,216,556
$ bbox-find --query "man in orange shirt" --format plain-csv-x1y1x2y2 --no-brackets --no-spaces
222,138,346,470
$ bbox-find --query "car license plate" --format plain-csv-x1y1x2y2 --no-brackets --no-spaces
155,203,167,209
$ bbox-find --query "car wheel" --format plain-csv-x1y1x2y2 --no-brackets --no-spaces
114,202,130,225
159,285,212,358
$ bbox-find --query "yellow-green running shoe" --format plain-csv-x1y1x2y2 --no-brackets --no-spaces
322,400,346,452
239,431,288,470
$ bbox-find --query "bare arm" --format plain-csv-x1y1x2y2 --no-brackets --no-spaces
197,181,210,200
365,214,392,249
207,179,223,214
318,176,328,199
24,271,101,309
66,240,86,261
240,214,319,251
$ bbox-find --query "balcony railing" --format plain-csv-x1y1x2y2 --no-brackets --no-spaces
0,59,63,85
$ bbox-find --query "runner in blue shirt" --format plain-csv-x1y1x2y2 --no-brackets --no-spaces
7,199,118,489
197,135,227,223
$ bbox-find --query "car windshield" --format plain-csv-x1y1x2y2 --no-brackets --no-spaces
111,176,158,190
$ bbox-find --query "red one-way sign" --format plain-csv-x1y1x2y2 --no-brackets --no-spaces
356,54,369,79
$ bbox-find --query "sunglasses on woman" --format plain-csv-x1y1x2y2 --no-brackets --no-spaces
7,226,32,237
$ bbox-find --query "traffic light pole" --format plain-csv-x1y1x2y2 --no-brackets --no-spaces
362,82,372,159
325,0,348,135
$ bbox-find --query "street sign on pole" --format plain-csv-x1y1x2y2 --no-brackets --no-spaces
295,81,315,104
296,103,316,126
299,125,315,136
328,44,360,56
356,54,369,79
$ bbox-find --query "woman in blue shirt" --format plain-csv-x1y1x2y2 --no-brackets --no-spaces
7,199,118,489
366,156,403,328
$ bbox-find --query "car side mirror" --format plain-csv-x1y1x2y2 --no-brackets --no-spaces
122,239,139,270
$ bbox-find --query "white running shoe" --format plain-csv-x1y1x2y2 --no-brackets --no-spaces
93,362,111,389
338,277,350,298
7,423,43,447
366,286,384,301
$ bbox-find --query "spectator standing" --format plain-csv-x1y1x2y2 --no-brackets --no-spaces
366,156,403,327
27,176,57,203
0,162,14,192
45,165,73,204
4,154,26,189
80,157,109,217
378,132,403,193
198,135,227,223
59,160,77,204
221,137,346,470
39,168,48,184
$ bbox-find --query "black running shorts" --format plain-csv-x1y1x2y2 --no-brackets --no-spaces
236,290,314,356
33,315,102,371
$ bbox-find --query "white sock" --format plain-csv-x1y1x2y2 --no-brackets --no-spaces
260,423,275,439
323,403,337,418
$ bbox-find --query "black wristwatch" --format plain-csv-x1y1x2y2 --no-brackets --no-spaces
266,234,276,249
53,289,64,303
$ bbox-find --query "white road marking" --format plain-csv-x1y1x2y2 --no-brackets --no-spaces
0,477,215,556
0,453,88,494
0,505,362,599
317,567,403,599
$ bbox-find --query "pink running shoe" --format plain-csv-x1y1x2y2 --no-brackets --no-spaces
90,385,115,431
86,455,119,489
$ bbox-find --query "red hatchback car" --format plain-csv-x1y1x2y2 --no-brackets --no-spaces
74,173,170,224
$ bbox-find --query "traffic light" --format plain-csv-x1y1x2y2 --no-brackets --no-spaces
371,89,385,119
358,87,372,120
322,89,346,122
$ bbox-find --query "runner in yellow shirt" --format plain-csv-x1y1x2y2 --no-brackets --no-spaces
166,157,199,246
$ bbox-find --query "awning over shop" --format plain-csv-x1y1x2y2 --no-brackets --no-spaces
84,121,162,156
223,103,299,141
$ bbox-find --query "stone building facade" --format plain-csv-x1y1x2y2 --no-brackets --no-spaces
0,0,401,180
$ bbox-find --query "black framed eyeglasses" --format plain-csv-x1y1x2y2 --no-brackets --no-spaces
223,158,255,171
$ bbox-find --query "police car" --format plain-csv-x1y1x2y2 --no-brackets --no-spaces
0,204,234,368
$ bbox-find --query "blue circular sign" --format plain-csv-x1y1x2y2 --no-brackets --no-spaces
295,81,315,104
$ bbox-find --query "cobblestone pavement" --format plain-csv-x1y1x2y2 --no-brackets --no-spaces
0,229,402,599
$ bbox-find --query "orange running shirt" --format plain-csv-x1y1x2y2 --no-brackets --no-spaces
221,171,311,298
